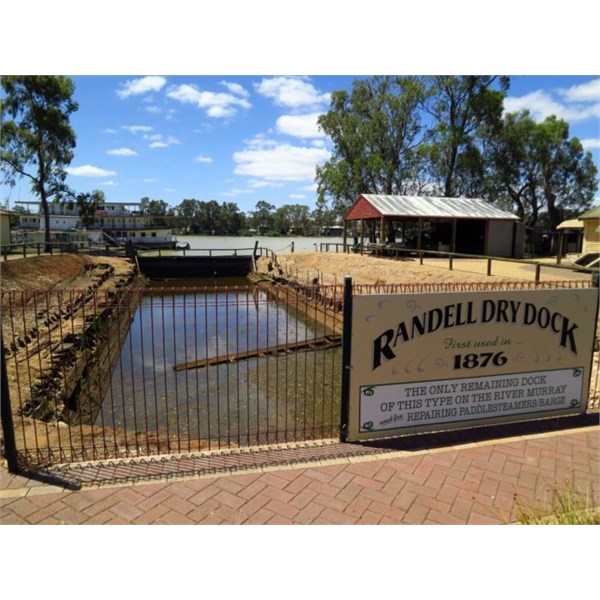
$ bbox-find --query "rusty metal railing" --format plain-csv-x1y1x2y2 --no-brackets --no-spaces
1,279,597,471
1,284,343,468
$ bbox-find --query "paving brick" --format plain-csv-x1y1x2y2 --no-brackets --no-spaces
161,494,196,516
449,496,473,521
468,510,501,525
293,501,324,524
154,510,196,525
288,487,319,510
187,485,220,506
425,509,466,525
53,505,91,524
132,504,170,524
307,478,339,499
318,507,357,524
211,503,244,524
109,500,145,522
392,488,417,511
356,509,382,524
265,498,300,520
213,489,246,510
282,474,312,495
1,423,596,527
242,507,275,525
402,502,430,524
367,500,407,523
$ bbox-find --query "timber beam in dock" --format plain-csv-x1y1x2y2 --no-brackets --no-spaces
173,334,341,372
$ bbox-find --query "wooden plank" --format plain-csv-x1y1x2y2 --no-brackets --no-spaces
173,335,341,371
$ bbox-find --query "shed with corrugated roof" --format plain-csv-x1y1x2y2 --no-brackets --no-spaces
343,194,524,258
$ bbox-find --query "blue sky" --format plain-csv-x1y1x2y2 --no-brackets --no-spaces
3,2,599,215
3,74,598,214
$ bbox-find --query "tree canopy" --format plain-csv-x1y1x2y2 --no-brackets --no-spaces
315,75,597,232
486,111,598,229
1,76,78,247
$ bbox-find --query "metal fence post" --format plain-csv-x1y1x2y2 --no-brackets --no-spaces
1,333,19,473
340,277,353,443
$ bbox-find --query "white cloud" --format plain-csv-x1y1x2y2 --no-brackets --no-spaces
194,155,213,163
146,105,162,114
222,188,255,197
147,134,180,148
117,76,167,99
122,125,153,134
143,178,157,183
102,128,117,134
167,83,251,118
220,80,249,97
107,147,138,157
255,76,330,109
559,78,600,102
233,136,331,181
504,89,600,123
248,180,284,189
276,113,326,139
100,180,117,186
66,165,117,177
581,138,600,150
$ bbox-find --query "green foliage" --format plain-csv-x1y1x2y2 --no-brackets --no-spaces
486,111,598,229
173,198,246,234
316,76,426,215
420,75,509,197
515,479,600,525
1,76,78,246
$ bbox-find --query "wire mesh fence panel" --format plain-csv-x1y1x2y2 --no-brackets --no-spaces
2,284,343,467
2,279,597,470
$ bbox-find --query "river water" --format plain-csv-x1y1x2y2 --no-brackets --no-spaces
173,234,345,254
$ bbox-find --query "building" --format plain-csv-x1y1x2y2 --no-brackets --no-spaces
578,206,600,255
343,195,524,258
0,209,11,248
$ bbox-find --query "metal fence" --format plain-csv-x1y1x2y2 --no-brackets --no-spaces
1,279,598,472
1,283,343,469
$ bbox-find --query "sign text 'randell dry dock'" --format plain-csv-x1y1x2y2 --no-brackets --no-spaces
346,288,598,441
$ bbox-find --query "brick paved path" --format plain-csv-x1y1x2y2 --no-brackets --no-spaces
1,424,598,524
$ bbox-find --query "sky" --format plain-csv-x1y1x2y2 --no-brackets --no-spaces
2,1,600,217
3,74,599,215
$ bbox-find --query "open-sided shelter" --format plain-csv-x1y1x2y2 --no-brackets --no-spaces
343,194,524,258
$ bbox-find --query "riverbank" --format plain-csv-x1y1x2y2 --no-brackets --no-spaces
257,251,592,285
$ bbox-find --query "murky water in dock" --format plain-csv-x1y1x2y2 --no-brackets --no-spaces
97,279,341,448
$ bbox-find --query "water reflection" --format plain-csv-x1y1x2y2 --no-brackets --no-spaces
98,280,340,448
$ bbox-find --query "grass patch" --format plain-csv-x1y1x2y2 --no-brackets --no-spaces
515,479,600,525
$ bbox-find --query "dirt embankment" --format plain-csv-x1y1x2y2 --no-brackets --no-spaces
0,254,137,294
256,251,592,286
1,255,142,427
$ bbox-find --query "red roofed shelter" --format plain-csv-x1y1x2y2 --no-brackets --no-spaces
343,194,524,258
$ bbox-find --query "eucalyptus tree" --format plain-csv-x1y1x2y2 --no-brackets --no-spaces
316,76,427,216
419,75,510,197
1,76,78,248
486,111,597,229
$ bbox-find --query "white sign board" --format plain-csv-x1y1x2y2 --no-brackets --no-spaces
347,288,598,441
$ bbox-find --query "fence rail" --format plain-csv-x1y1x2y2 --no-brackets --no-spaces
318,242,598,283
1,279,598,472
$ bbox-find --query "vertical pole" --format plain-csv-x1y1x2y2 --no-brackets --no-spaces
340,277,353,443
1,333,19,473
